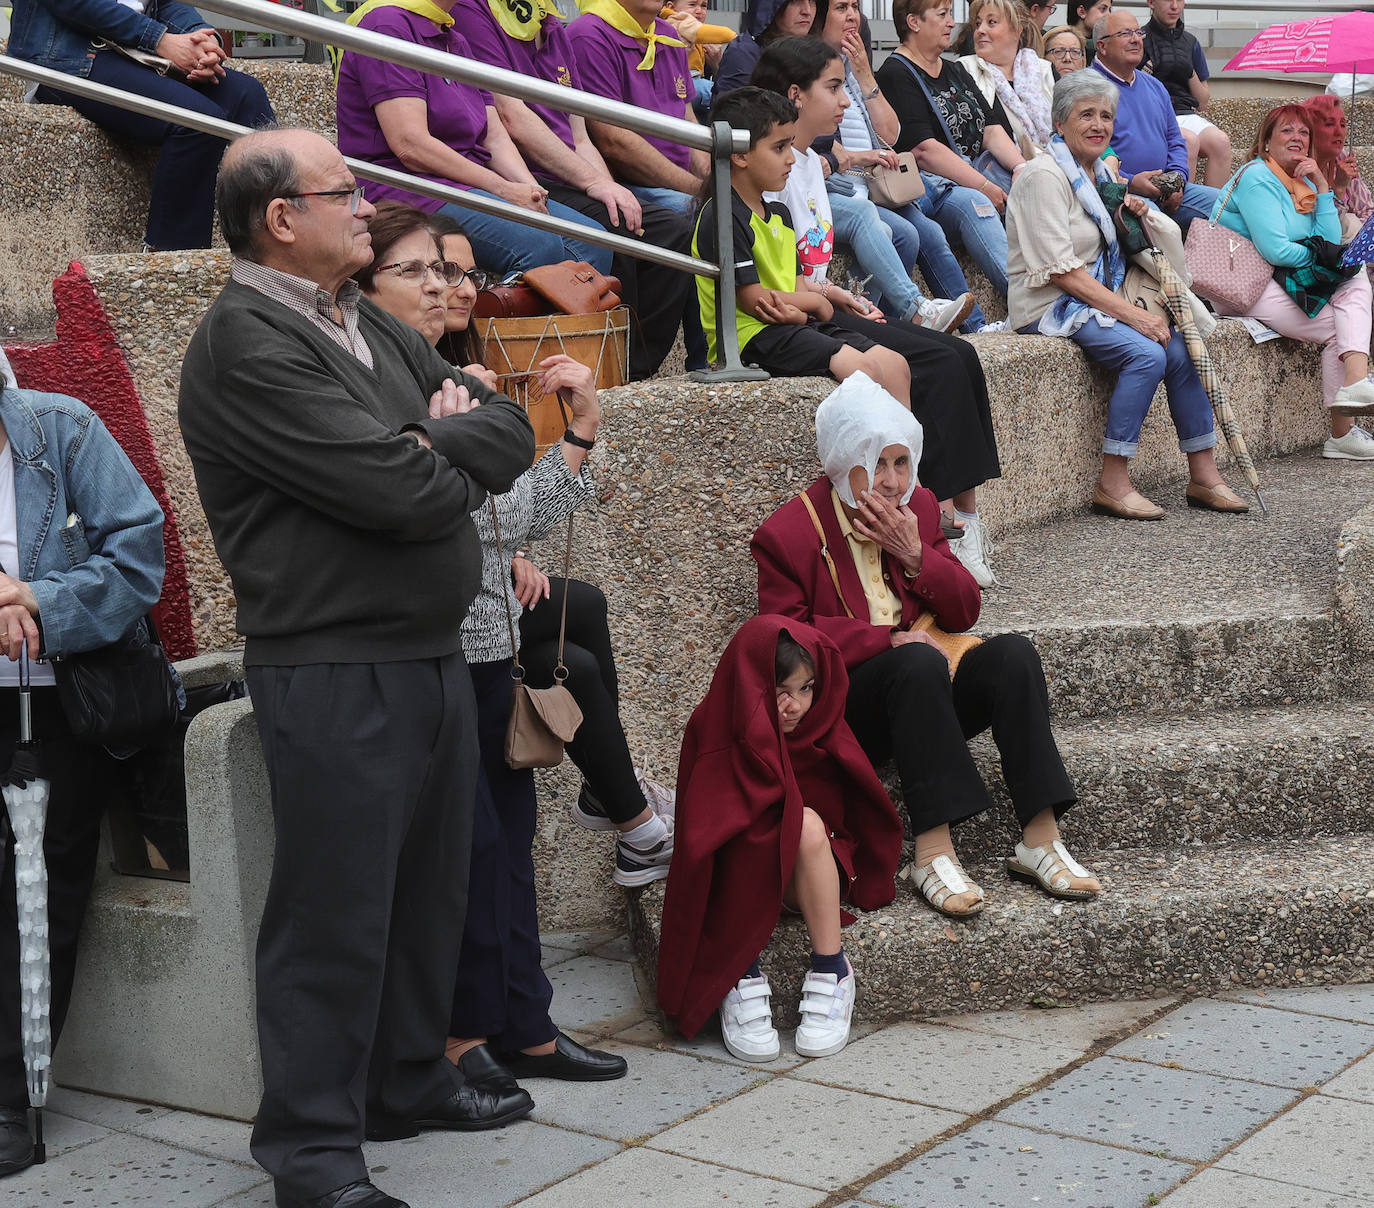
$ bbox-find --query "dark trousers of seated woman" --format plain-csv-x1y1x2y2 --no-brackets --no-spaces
0,689,116,1110
517,578,646,825
843,634,1075,831
449,660,558,1050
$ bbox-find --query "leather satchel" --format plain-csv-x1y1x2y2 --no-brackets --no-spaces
490,496,584,769
798,492,982,678
51,614,182,749
865,150,925,208
1184,161,1272,313
524,262,622,314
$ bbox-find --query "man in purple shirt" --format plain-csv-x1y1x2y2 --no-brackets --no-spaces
567,0,709,217
456,0,699,377
1090,9,1219,231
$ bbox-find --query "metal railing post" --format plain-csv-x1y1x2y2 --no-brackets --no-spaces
690,120,768,384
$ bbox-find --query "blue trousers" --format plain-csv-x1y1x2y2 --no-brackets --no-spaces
36,51,275,250
1071,316,1217,457
440,191,612,275
918,173,1009,299
829,190,925,321
878,196,988,331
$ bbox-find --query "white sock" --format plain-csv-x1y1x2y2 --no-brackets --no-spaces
956,508,978,523
621,814,667,850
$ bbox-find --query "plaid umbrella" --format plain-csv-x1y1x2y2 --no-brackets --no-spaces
1099,181,1270,517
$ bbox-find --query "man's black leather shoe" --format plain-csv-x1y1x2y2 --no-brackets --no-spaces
366,1078,533,1142
502,1033,629,1081
456,1044,523,1096
0,1105,34,1177
275,1177,408,1208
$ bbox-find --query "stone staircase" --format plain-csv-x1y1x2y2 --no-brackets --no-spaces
630,450,1374,1027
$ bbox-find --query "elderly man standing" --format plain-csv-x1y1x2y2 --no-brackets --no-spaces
178,128,535,1208
1090,9,1219,231
567,0,709,217
454,0,699,378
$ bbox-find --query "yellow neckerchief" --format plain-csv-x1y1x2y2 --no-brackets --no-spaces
1264,154,1317,215
338,0,455,81
576,0,685,69
488,0,559,41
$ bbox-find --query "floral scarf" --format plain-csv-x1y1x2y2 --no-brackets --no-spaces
989,48,1053,147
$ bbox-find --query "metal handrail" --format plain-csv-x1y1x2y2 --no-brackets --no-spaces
0,2,766,378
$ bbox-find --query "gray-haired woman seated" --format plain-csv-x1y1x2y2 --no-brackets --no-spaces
1006,71,1245,520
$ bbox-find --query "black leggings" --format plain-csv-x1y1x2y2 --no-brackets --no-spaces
518,579,647,825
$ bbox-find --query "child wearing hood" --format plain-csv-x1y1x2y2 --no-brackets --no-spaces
657,616,903,1061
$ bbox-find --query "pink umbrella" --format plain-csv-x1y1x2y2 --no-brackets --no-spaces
1224,13,1374,75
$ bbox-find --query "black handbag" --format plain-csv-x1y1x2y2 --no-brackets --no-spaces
50,613,182,749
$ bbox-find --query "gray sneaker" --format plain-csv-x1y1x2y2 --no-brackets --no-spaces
613,816,675,888
1323,425,1374,460
916,293,975,333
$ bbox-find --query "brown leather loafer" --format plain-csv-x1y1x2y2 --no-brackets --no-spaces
1091,486,1165,521
1185,480,1250,513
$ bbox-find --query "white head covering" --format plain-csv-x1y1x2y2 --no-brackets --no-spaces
814,373,924,508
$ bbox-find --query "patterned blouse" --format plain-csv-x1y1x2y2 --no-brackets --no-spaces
460,441,594,665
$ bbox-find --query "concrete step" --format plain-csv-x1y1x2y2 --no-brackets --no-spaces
629,832,1374,1029
979,449,1374,718
949,699,1374,865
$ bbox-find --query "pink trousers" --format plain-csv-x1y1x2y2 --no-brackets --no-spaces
1218,274,1373,406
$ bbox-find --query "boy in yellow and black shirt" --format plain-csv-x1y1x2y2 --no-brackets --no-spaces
691,86,909,393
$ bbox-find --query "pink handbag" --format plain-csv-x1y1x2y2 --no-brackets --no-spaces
1184,161,1273,313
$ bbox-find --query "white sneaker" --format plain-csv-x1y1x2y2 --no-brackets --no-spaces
916,293,975,333
1323,425,1374,460
637,769,676,822
1333,378,1374,414
976,319,1009,333
719,974,780,1061
794,962,856,1058
952,515,997,588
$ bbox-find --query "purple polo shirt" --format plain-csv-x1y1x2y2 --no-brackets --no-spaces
566,11,692,172
455,0,580,181
336,6,494,212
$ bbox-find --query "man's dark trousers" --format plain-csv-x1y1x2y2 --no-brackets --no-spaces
246,655,478,1200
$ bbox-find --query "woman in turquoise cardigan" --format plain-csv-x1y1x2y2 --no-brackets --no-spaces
1212,104,1374,461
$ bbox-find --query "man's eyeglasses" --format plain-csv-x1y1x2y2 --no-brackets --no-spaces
1097,28,1143,42
373,259,493,289
282,185,366,213
1047,46,1085,60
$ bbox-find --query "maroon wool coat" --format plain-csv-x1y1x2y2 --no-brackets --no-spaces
750,476,982,667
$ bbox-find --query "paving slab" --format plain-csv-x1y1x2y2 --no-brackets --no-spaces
214,1122,618,1208
1157,1168,1366,1207
931,998,1176,1050
861,1120,1190,1208
132,1109,256,1165
791,1021,1081,1114
1108,997,1374,1087
544,954,647,1035
648,1076,961,1191
1318,1055,1374,1104
1217,1093,1374,1199
47,1084,172,1130
510,1145,826,1208
1225,983,1374,1024
613,1017,810,1073
997,1055,1299,1161
590,933,634,962
6,1131,267,1206
526,1041,763,1140
540,944,578,969
3,1109,111,1175
540,930,619,955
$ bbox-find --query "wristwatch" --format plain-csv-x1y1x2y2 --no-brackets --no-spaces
563,428,596,450
863,85,880,100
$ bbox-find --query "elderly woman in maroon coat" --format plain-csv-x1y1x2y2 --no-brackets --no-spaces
749,375,1101,921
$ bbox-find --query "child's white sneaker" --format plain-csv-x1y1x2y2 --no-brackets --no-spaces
794,962,856,1058
719,974,779,1061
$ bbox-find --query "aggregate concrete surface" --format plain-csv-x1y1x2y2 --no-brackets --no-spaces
9,930,1374,1207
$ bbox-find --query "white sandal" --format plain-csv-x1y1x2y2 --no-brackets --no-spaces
1007,840,1100,900
908,854,986,918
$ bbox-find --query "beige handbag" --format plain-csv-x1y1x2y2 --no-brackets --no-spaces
491,499,583,770
865,149,925,208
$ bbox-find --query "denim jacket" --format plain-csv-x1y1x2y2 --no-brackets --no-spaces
6,0,212,77
0,388,165,657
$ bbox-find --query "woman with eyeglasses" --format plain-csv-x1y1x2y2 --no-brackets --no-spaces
353,202,676,1108
1042,23,1086,74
